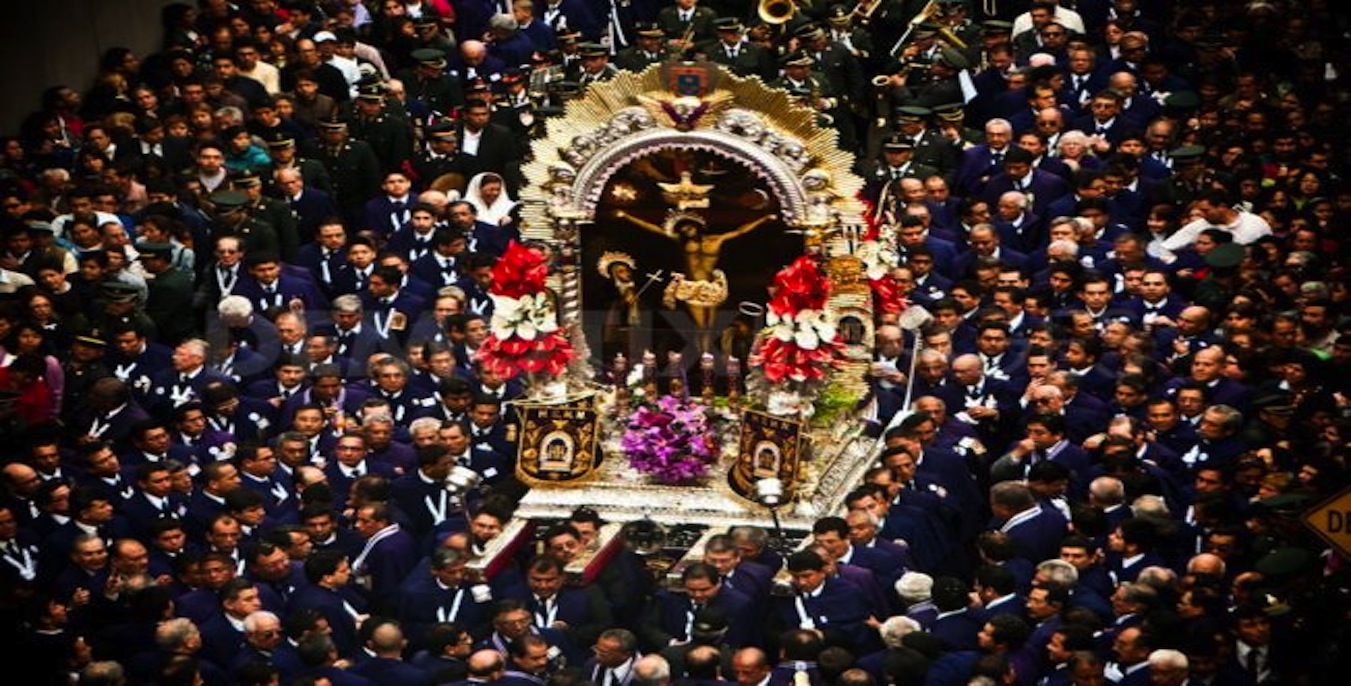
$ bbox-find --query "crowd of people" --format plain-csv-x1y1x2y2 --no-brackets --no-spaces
0,0,1349,686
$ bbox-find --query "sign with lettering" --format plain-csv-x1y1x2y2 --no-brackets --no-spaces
515,399,601,486
730,409,803,502
1303,486,1351,559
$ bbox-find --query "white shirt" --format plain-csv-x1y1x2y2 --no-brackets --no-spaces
1011,6,1085,37
1161,212,1273,252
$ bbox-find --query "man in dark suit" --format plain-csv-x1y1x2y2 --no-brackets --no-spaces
410,227,470,291
539,0,602,42
235,252,331,321
389,442,472,548
360,265,426,349
349,619,436,686
456,99,525,193
952,225,1030,282
772,549,877,653
980,146,1071,219
991,413,1092,497
274,166,339,246
362,170,418,238
289,549,369,657
641,562,758,651
989,480,1069,566
954,118,1017,196
385,202,443,263
1069,90,1141,146
929,575,983,651
350,501,420,613
503,554,613,651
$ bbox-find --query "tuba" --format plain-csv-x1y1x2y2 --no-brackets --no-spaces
758,0,798,25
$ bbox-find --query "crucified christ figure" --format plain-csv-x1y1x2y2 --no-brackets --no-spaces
614,209,777,353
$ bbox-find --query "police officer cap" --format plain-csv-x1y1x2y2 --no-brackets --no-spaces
412,48,447,66
211,189,250,210
578,42,608,58
782,50,814,68
231,171,262,188
635,22,664,38
715,16,744,32
427,121,456,139
884,134,915,151
264,132,295,149
1252,390,1295,415
356,82,386,102
914,21,942,37
318,115,348,132
794,23,826,41
556,27,582,43
74,326,108,347
135,242,175,260
827,4,851,22
982,19,1014,33
895,105,931,121
1254,546,1315,578
101,281,140,303
932,102,965,120
1204,242,1244,269
1169,144,1206,162
1163,90,1200,110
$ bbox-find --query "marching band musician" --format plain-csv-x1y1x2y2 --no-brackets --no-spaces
576,43,620,85
768,51,844,134
615,22,668,73
700,17,777,81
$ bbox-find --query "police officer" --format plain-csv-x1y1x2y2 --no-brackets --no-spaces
396,48,465,121
231,172,301,262
575,43,619,86
347,82,416,174
615,22,667,73
411,123,473,196
316,117,384,226
262,132,334,195
208,189,280,258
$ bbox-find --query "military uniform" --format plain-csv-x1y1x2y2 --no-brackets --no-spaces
396,49,465,119
209,190,281,257
232,174,302,261
266,156,334,194
615,23,668,73
139,243,199,346
348,104,416,174
317,129,384,224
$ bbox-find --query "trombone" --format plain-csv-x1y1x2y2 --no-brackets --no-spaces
889,0,940,58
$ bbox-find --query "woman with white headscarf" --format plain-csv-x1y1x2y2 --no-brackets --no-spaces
463,171,517,226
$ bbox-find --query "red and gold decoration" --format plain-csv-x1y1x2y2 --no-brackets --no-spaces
476,241,575,381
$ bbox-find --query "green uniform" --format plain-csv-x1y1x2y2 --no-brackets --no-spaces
318,139,383,224
145,266,199,346
247,196,300,261
348,108,416,174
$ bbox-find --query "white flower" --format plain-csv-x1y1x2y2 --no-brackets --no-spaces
490,293,558,340
857,240,900,280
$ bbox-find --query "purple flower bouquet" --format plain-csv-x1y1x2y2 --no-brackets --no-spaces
620,395,720,484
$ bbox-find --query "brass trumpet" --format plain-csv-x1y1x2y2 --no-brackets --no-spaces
758,0,798,25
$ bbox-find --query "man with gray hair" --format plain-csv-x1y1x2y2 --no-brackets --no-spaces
633,654,671,686
1146,649,1188,686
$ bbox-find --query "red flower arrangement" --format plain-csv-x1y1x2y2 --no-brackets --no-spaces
474,241,574,379
758,256,846,384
